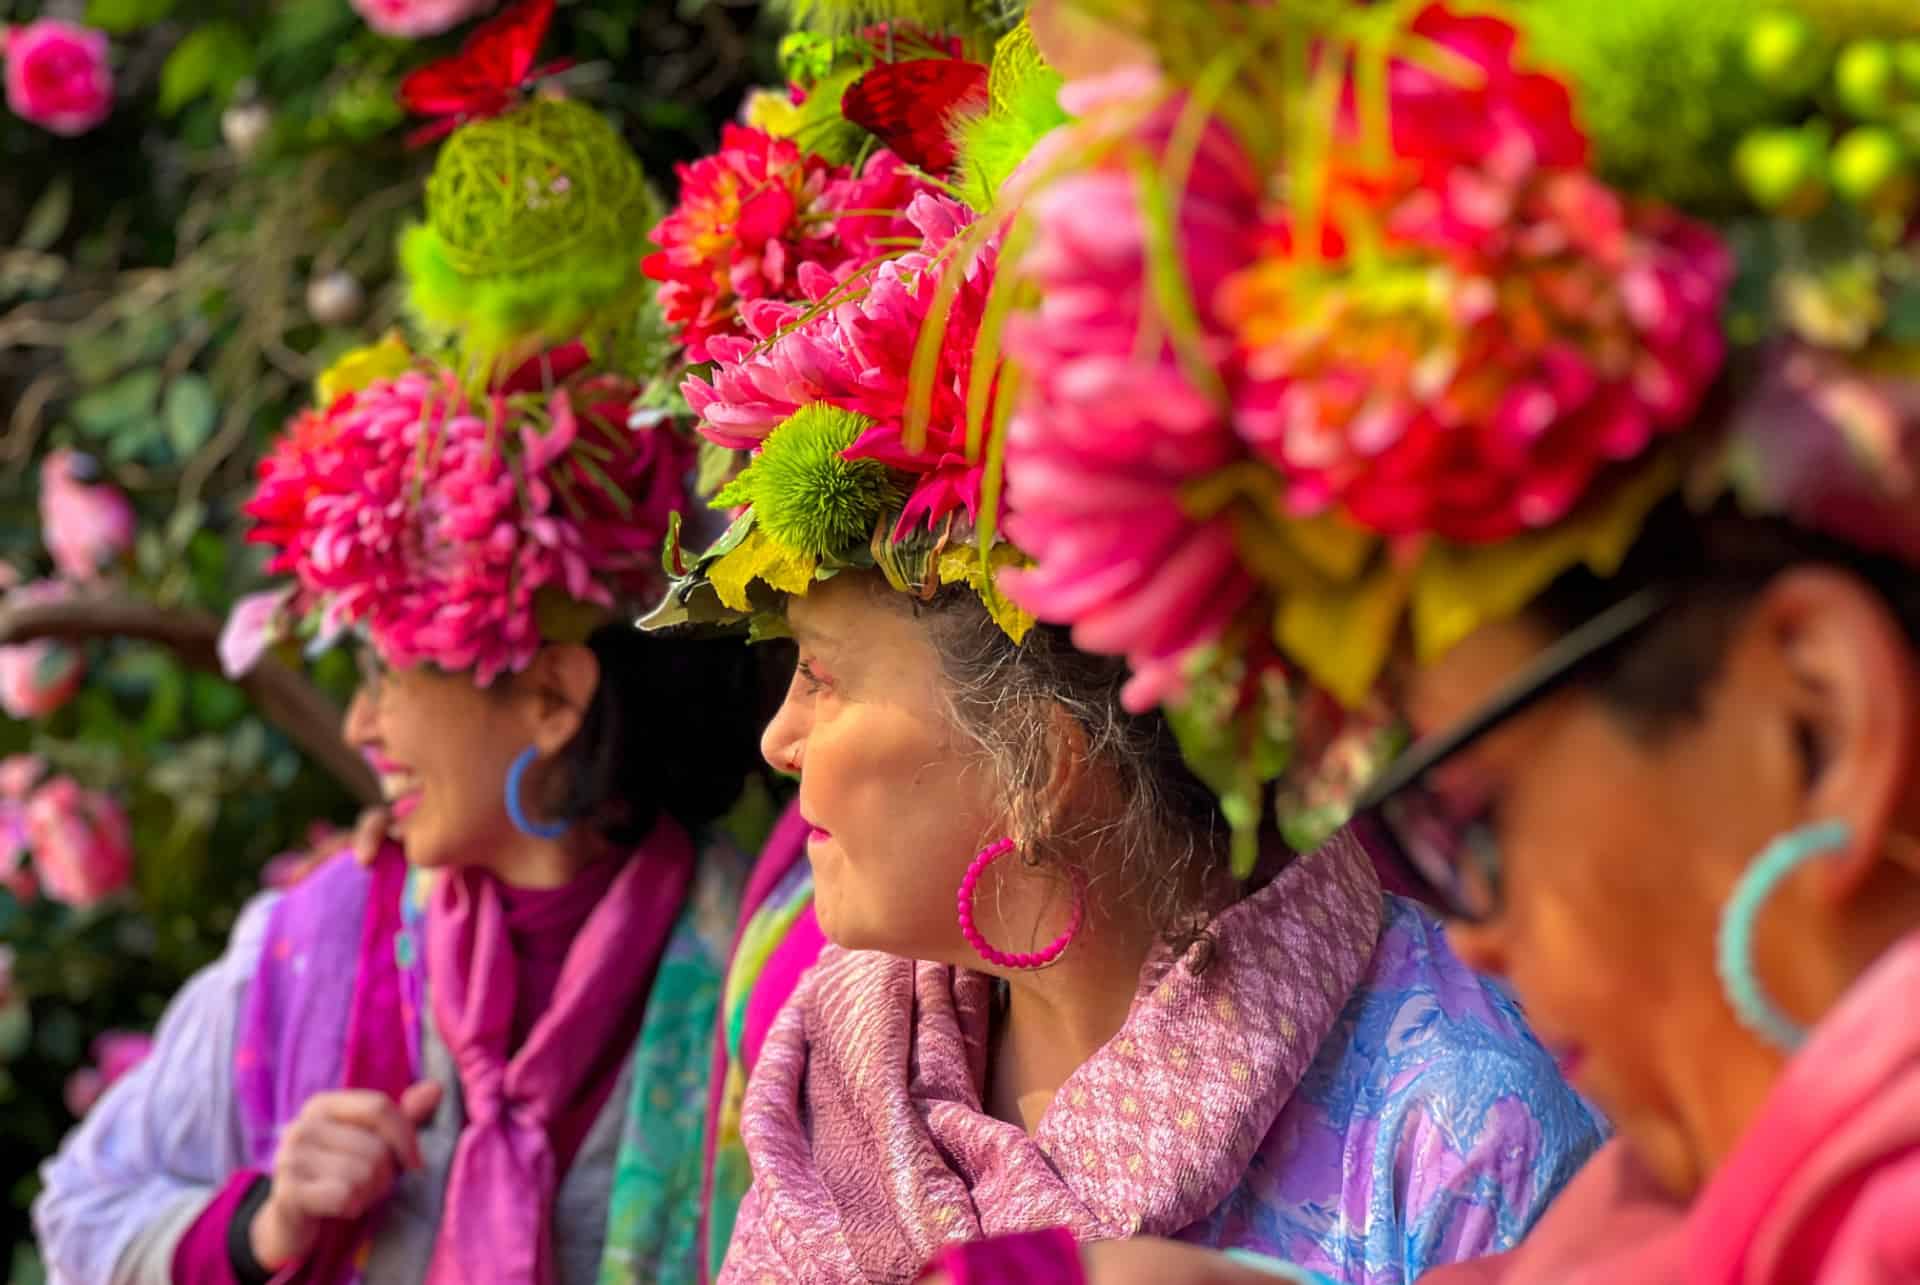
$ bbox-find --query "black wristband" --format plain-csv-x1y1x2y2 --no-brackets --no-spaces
227,1174,277,1285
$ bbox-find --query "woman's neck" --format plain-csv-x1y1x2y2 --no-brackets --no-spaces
985,911,1159,1133
482,829,599,890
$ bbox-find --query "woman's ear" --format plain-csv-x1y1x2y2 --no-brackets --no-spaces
1030,703,1092,842
525,643,601,756
1759,568,1920,902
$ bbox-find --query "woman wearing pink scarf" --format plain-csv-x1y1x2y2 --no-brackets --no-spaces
649,182,1599,1285
926,2,1920,1282
33,338,772,1285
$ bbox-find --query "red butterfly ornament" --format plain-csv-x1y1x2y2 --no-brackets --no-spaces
841,57,989,174
396,0,572,146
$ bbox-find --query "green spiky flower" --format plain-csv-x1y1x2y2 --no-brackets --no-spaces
714,404,899,557
956,18,1067,209
779,0,996,37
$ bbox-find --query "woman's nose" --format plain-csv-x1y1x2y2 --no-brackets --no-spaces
760,693,805,776
342,686,379,750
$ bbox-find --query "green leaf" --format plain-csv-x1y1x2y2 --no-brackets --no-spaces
21,177,72,253
159,23,255,116
85,0,175,34
69,368,162,435
163,374,217,456
260,0,355,62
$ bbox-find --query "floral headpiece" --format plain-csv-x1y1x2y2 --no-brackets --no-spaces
230,337,693,685
971,0,1920,861
642,6,1059,641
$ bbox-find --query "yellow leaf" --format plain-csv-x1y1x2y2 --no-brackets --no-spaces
316,331,413,406
708,528,818,613
936,542,1036,644
1276,561,1412,708
1411,453,1681,664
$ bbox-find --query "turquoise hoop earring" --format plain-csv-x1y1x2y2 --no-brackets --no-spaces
505,747,568,841
1716,819,1852,1054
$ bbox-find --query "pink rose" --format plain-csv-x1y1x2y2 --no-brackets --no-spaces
0,754,46,799
349,0,496,38
64,1029,155,1116
0,639,84,719
40,449,135,582
3,20,112,137
0,581,86,719
24,777,132,908
0,801,35,903
217,587,293,680
94,1030,154,1083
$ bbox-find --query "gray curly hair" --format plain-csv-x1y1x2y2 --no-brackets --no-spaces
902,582,1239,944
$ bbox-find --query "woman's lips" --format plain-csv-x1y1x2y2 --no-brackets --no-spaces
806,825,831,846
389,790,423,824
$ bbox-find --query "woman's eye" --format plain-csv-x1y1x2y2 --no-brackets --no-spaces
796,660,829,695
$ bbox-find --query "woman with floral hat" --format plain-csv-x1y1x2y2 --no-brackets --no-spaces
635,13,1602,1277
921,0,1920,1281
32,340,771,1285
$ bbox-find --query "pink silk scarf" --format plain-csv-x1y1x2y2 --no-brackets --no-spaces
423,816,695,1285
720,838,1385,1285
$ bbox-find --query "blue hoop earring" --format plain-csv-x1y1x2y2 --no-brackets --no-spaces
505,747,568,841
1716,819,1852,1054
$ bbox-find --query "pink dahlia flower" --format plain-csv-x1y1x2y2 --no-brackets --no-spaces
247,364,690,684
645,128,932,364
999,101,1265,710
24,776,132,908
1222,4,1731,543
349,0,496,38
3,20,111,137
686,192,999,535
40,449,134,582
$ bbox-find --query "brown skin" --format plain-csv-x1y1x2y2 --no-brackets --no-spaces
252,646,604,1269
760,573,1163,1130
1429,568,1920,1197
1030,568,1920,1282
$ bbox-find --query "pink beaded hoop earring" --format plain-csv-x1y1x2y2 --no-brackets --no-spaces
956,837,1085,970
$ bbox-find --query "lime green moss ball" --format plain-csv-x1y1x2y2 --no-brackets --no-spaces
1521,0,1788,209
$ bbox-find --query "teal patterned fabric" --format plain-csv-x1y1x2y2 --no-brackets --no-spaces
599,840,747,1285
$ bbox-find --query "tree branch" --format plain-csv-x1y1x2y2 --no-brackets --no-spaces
0,596,377,804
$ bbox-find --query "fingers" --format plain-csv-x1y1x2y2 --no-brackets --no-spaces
400,1078,443,1127
318,1090,426,1172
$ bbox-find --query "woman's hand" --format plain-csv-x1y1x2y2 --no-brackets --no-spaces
249,1081,442,1269
352,804,393,866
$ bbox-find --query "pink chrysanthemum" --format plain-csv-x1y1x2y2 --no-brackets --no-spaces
685,192,1000,536
246,363,691,684
644,127,932,364
999,91,1266,711
1221,3,1731,543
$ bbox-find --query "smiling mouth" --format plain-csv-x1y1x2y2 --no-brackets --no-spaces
375,768,423,823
